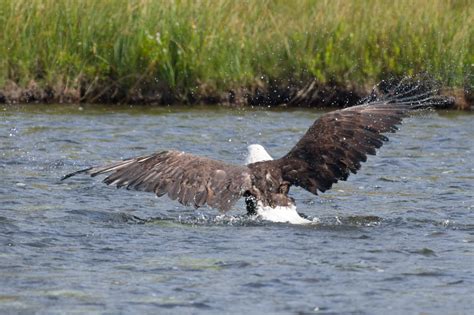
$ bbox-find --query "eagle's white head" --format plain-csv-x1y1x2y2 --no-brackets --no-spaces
245,144,273,165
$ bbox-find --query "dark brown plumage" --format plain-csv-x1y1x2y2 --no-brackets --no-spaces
62,77,450,213
63,151,253,211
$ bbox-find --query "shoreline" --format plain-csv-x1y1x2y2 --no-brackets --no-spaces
0,79,470,110
2,1,471,110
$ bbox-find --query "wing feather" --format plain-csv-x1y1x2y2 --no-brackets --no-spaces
62,151,253,212
270,77,451,195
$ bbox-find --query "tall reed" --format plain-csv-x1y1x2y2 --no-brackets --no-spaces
0,0,472,99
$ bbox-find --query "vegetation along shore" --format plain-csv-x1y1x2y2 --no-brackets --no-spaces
0,0,472,108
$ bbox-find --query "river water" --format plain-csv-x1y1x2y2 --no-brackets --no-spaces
1,104,473,314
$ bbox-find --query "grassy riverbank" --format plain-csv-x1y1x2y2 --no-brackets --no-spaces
0,0,472,106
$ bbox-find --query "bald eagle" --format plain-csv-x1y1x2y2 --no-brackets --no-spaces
62,77,450,223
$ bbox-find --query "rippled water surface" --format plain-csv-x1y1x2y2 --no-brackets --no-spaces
1,104,473,314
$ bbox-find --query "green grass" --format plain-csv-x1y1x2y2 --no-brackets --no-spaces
0,0,472,101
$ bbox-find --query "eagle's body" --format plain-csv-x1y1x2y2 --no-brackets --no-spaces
62,77,450,224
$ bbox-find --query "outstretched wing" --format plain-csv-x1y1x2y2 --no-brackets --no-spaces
272,77,451,194
62,151,253,211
